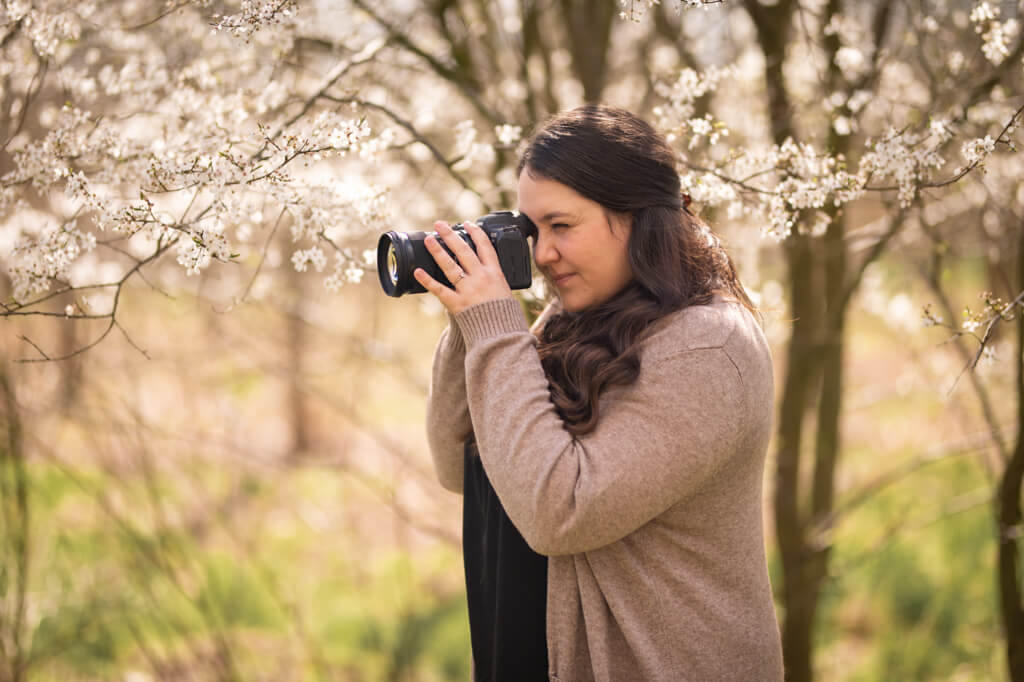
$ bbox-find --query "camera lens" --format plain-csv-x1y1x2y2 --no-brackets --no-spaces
387,244,398,286
378,230,431,297
377,232,402,296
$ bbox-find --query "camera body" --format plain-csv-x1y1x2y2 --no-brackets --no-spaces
377,211,533,297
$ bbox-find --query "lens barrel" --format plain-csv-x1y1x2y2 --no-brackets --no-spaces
376,230,444,297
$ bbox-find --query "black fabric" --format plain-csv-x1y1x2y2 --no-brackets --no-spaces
462,439,549,681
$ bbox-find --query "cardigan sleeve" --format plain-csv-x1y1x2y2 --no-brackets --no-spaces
455,297,748,557
425,313,473,493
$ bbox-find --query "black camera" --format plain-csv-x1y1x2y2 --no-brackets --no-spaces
377,211,534,297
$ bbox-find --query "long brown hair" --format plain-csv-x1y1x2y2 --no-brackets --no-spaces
518,105,754,436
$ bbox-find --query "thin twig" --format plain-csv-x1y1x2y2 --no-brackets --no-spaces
323,95,483,202
255,38,386,160
222,206,287,311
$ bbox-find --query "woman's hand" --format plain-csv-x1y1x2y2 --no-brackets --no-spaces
414,220,514,315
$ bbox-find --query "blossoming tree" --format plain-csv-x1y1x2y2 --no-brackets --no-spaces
1,0,1022,679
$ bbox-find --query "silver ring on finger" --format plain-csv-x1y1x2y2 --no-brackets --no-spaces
452,268,466,285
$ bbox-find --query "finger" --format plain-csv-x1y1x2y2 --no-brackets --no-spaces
423,234,464,281
414,267,457,303
466,222,499,267
436,221,481,273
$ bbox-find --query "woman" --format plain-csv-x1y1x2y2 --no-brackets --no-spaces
417,105,784,681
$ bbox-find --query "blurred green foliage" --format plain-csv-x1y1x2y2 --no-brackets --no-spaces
3,458,471,681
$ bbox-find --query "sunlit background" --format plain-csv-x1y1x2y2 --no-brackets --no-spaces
1,1,1023,680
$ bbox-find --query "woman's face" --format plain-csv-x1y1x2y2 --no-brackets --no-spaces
517,169,634,312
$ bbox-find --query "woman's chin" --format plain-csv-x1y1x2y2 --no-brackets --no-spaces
558,293,587,313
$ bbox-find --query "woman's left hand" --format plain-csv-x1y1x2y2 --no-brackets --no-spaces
414,220,514,315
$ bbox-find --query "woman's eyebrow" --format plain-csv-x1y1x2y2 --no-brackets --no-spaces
540,211,575,222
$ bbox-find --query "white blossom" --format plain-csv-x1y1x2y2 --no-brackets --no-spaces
835,47,869,81
213,0,298,40
654,65,737,139
833,116,852,136
969,2,999,24
495,124,523,147
176,224,231,276
981,19,1018,65
452,120,496,170
9,224,97,301
948,50,966,74
981,344,998,365
617,0,721,21
969,2,1018,65
324,252,367,291
344,262,365,283
961,135,996,166
291,246,327,273
859,128,947,207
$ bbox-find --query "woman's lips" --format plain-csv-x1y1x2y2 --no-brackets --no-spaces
551,273,575,286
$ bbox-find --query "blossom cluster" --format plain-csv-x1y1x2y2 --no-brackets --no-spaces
970,2,1020,65
663,33,1024,239
283,180,391,256
858,125,950,207
680,134,865,239
960,135,996,167
617,0,723,21
677,116,990,238
961,292,1020,334
921,303,944,328
681,117,966,238
212,0,298,41
653,65,737,137
452,120,496,171
177,224,232,276
8,223,97,302
0,1,410,307
1,0,93,57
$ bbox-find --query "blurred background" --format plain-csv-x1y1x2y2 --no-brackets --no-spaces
1,1,1022,680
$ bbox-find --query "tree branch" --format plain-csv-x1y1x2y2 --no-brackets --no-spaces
349,0,500,123
321,94,484,203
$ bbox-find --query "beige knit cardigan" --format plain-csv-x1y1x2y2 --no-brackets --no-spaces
426,296,784,681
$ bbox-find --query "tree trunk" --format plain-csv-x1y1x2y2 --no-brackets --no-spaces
750,1,858,677
741,3,836,680
556,0,617,102
774,231,822,682
998,221,1024,680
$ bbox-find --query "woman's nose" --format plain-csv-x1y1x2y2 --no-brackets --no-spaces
533,231,558,266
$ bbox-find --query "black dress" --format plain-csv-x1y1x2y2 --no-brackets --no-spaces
462,438,549,681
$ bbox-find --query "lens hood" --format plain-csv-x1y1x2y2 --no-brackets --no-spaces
377,231,419,297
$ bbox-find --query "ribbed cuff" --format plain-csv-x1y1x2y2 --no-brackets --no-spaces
455,298,529,347
443,312,466,353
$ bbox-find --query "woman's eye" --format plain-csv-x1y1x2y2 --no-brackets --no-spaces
552,223,569,230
